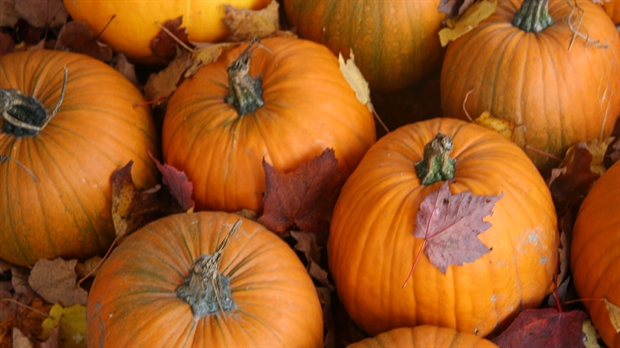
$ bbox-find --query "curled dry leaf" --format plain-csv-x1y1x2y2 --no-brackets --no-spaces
28,258,87,307
111,161,167,241
473,111,516,140
604,299,620,333
143,49,192,103
412,181,503,275
223,0,280,42
11,266,36,306
438,0,497,47
111,54,139,87
74,257,103,280
258,148,345,234
149,16,189,63
14,0,67,28
149,151,195,212
0,32,15,56
185,42,237,78
54,21,113,62
338,51,372,112
12,327,33,348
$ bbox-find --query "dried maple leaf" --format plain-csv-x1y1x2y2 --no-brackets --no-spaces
149,16,189,63
149,152,195,212
412,181,503,275
223,0,280,42
492,308,589,348
14,0,67,28
111,161,167,241
111,54,139,87
28,258,87,307
258,148,345,234
54,21,113,62
185,42,237,78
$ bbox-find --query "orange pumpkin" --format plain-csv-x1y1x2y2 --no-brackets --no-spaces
162,37,376,213
283,0,445,92
87,211,323,347
440,0,620,172
348,326,499,348
328,118,558,337
597,0,620,23
571,160,620,348
0,50,158,266
63,0,271,64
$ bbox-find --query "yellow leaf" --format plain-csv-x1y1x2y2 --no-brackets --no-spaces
223,0,280,42
439,0,497,47
582,319,601,348
474,111,515,140
186,43,237,78
41,303,87,348
338,50,372,112
604,298,620,333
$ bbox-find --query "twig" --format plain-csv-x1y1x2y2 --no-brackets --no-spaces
565,0,608,50
155,22,194,53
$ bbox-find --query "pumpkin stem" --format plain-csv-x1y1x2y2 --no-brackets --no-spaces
0,66,68,137
176,219,242,319
225,38,264,116
512,0,554,33
415,132,456,185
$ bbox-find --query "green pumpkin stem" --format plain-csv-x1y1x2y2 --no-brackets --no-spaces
0,66,67,137
415,132,456,186
176,219,241,319
225,38,265,116
512,0,554,33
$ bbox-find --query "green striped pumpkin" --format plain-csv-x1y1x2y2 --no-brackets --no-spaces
283,0,444,92
0,49,158,266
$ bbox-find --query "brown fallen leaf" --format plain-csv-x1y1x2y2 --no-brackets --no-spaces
14,0,67,28
548,138,612,205
38,324,59,348
10,267,35,306
74,257,102,281
111,54,139,87
0,32,14,56
185,42,237,78
54,21,113,62
492,308,588,348
258,148,345,234
111,161,167,241
143,48,192,103
28,258,87,307
223,0,280,42
0,0,19,27
149,16,189,63
409,180,503,276
149,152,195,213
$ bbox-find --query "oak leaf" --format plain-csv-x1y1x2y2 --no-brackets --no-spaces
492,308,588,348
413,181,503,274
258,148,344,234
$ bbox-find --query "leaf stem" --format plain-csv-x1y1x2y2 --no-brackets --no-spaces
402,240,426,288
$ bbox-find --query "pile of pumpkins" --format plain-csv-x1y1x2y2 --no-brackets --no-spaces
0,0,618,346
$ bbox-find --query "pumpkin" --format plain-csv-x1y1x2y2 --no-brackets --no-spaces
283,0,445,92
62,0,271,64
87,211,323,347
0,50,158,266
440,0,620,173
162,37,376,213
328,117,558,337
597,0,620,23
347,325,499,348
571,160,620,348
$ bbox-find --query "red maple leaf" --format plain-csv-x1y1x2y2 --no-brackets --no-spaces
409,181,503,277
258,148,344,234
149,152,195,212
492,308,588,348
